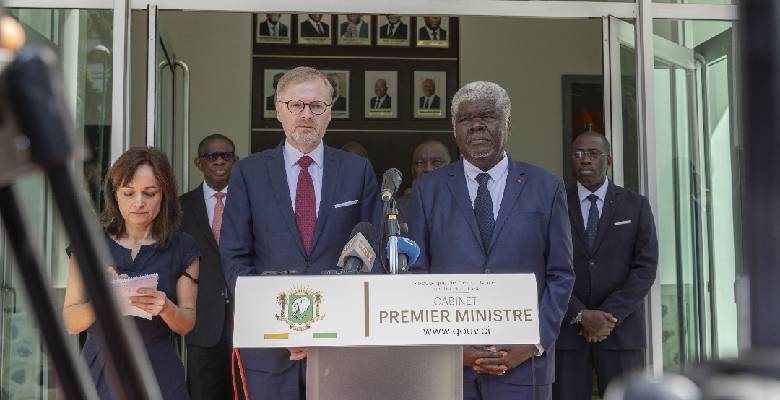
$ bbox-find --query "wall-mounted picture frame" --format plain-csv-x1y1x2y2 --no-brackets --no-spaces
365,71,398,119
416,16,449,48
255,13,291,44
337,14,371,46
376,15,410,47
298,13,332,45
263,69,288,119
413,71,446,119
323,70,350,119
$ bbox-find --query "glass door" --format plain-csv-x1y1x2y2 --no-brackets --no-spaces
1,8,114,398
608,16,741,369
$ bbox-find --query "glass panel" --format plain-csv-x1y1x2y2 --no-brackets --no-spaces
1,8,113,398
653,20,739,369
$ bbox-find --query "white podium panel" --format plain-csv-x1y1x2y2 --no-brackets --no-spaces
307,346,463,400
234,273,539,348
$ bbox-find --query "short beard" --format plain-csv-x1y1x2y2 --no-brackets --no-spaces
292,131,322,147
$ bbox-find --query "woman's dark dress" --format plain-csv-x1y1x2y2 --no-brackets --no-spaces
81,231,199,399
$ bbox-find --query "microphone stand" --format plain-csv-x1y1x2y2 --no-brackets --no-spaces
382,198,406,274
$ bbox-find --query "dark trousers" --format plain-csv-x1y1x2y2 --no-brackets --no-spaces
187,316,233,400
239,361,306,400
553,347,643,400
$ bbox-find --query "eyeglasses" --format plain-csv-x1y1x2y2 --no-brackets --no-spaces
279,100,331,115
199,151,236,162
573,149,608,160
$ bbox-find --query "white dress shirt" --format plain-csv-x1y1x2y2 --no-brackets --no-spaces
463,154,509,220
283,140,324,217
202,182,228,228
577,177,609,229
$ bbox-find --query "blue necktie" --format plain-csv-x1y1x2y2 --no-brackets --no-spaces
474,173,495,250
585,194,599,252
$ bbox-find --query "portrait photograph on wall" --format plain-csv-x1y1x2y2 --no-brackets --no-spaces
365,71,398,119
416,16,449,48
298,13,332,45
413,71,446,119
255,13,291,44
337,14,371,46
322,70,350,119
376,14,410,47
263,69,288,119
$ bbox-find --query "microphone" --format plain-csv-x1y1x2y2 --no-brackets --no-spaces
380,168,402,202
336,222,377,273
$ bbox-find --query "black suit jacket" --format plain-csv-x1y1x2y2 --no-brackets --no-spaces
418,95,441,110
418,27,447,40
557,183,658,351
181,185,229,347
332,95,347,111
300,20,330,37
379,22,408,39
369,95,391,109
258,21,288,36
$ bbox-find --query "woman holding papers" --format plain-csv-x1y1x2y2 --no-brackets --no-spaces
63,147,200,399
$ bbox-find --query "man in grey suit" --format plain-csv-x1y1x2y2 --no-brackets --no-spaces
181,133,239,400
220,66,381,400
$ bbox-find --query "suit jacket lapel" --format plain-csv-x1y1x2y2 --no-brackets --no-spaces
488,160,528,253
192,184,218,249
310,146,339,252
567,186,586,249
592,183,622,254
268,145,307,256
446,161,483,251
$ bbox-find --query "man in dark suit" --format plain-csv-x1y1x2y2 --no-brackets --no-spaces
258,13,288,37
181,133,239,400
418,78,441,110
408,81,574,400
326,73,347,112
300,14,329,37
220,66,381,400
379,15,408,39
266,72,284,111
339,14,368,38
396,139,451,223
369,78,391,109
552,130,658,400
418,16,447,40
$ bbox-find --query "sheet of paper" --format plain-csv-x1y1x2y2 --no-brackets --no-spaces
111,274,159,320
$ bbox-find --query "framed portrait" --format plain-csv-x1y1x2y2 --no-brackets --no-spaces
336,14,371,46
376,15,410,47
322,70,350,119
413,71,446,119
263,69,287,119
297,13,332,45
255,13,291,44
365,71,398,119
415,16,449,48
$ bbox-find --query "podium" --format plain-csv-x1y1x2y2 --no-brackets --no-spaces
234,274,539,399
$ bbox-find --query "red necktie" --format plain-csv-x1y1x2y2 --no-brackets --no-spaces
212,191,225,244
295,156,316,254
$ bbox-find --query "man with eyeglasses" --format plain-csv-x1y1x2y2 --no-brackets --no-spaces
407,81,574,400
552,129,658,400
219,66,381,400
180,133,239,400
396,139,452,223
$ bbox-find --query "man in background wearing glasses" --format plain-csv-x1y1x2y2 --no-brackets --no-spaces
553,129,658,400
219,66,381,400
180,133,239,400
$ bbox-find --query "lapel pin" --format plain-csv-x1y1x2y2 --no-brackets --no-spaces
516,177,524,184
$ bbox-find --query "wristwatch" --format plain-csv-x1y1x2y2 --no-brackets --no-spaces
570,310,583,325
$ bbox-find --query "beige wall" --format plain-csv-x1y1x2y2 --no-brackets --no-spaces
130,11,252,192
130,14,601,185
459,17,603,177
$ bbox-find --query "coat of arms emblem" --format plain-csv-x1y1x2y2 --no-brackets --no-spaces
275,287,324,331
